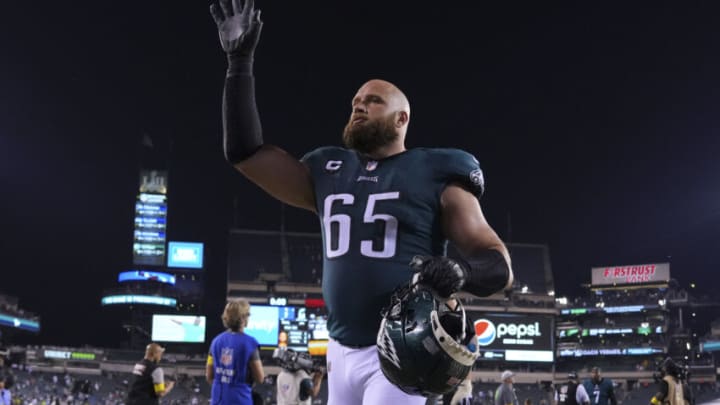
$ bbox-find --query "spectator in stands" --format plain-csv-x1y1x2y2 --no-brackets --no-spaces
0,379,10,405
495,370,519,405
583,367,616,405
206,299,264,404
555,372,590,405
126,343,175,405
1,371,12,390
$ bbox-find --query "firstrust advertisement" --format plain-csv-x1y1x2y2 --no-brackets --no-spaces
591,263,670,286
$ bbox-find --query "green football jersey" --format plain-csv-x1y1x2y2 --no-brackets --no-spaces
583,378,616,405
302,146,484,346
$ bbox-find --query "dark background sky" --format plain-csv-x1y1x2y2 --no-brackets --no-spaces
2,1,720,348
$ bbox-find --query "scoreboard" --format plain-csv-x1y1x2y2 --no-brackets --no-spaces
133,170,168,266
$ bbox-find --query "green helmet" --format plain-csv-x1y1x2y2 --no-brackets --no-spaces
376,279,479,397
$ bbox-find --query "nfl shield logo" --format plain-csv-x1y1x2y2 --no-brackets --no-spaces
220,348,233,366
366,161,378,171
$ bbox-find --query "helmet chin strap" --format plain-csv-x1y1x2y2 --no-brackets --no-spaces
457,300,467,342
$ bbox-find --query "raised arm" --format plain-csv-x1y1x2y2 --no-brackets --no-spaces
210,0,315,212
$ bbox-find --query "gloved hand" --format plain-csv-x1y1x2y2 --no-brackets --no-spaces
210,0,263,59
410,255,468,299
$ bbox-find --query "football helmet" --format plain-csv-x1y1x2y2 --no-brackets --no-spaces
376,276,480,397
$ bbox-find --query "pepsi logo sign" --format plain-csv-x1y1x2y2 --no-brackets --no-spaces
474,319,496,346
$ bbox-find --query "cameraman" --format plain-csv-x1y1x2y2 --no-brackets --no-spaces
650,358,689,405
274,348,324,405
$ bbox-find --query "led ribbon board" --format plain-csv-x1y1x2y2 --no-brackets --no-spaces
0,312,40,333
118,270,176,285
101,295,176,307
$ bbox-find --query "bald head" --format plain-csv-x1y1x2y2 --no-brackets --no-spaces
344,79,411,158
357,79,410,119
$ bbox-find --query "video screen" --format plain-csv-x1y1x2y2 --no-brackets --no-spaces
245,305,282,346
151,315,206,343
167,241,204,269
132,184,168,266
244,305,328,354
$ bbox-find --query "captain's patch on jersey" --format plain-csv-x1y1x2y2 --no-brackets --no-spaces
469,168,484,186
325,160,343,172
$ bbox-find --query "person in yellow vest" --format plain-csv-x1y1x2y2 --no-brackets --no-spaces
650,358,688,405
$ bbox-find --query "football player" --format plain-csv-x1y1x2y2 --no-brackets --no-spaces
583,367,617,405
209,0,514,403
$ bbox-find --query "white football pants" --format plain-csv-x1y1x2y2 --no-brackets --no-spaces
326,339,426,405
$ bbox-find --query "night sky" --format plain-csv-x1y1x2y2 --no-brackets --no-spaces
2,2,720,348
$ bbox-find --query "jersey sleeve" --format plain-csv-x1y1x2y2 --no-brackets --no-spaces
435,148,485,198
301,146,332,172
577,383,590,403
208,337,216,363
151,367,164,384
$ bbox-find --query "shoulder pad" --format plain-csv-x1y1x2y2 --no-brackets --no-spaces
430,148,484,197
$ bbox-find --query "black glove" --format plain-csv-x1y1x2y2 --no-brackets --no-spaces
210,0,263,60
410,255,468,299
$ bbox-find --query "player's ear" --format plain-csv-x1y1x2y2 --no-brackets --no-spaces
395,110,409,128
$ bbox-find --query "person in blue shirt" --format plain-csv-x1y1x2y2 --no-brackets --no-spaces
583,367,617,405
207,299,265,405
0,379,10,405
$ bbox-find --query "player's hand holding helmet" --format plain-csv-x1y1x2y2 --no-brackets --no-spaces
410,255,468,299
377,280,479,396
210,0,263,58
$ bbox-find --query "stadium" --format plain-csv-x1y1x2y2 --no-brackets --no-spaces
4,1,720,405
1,217,719,403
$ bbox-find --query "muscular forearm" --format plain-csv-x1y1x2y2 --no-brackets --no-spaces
223,55,263,163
